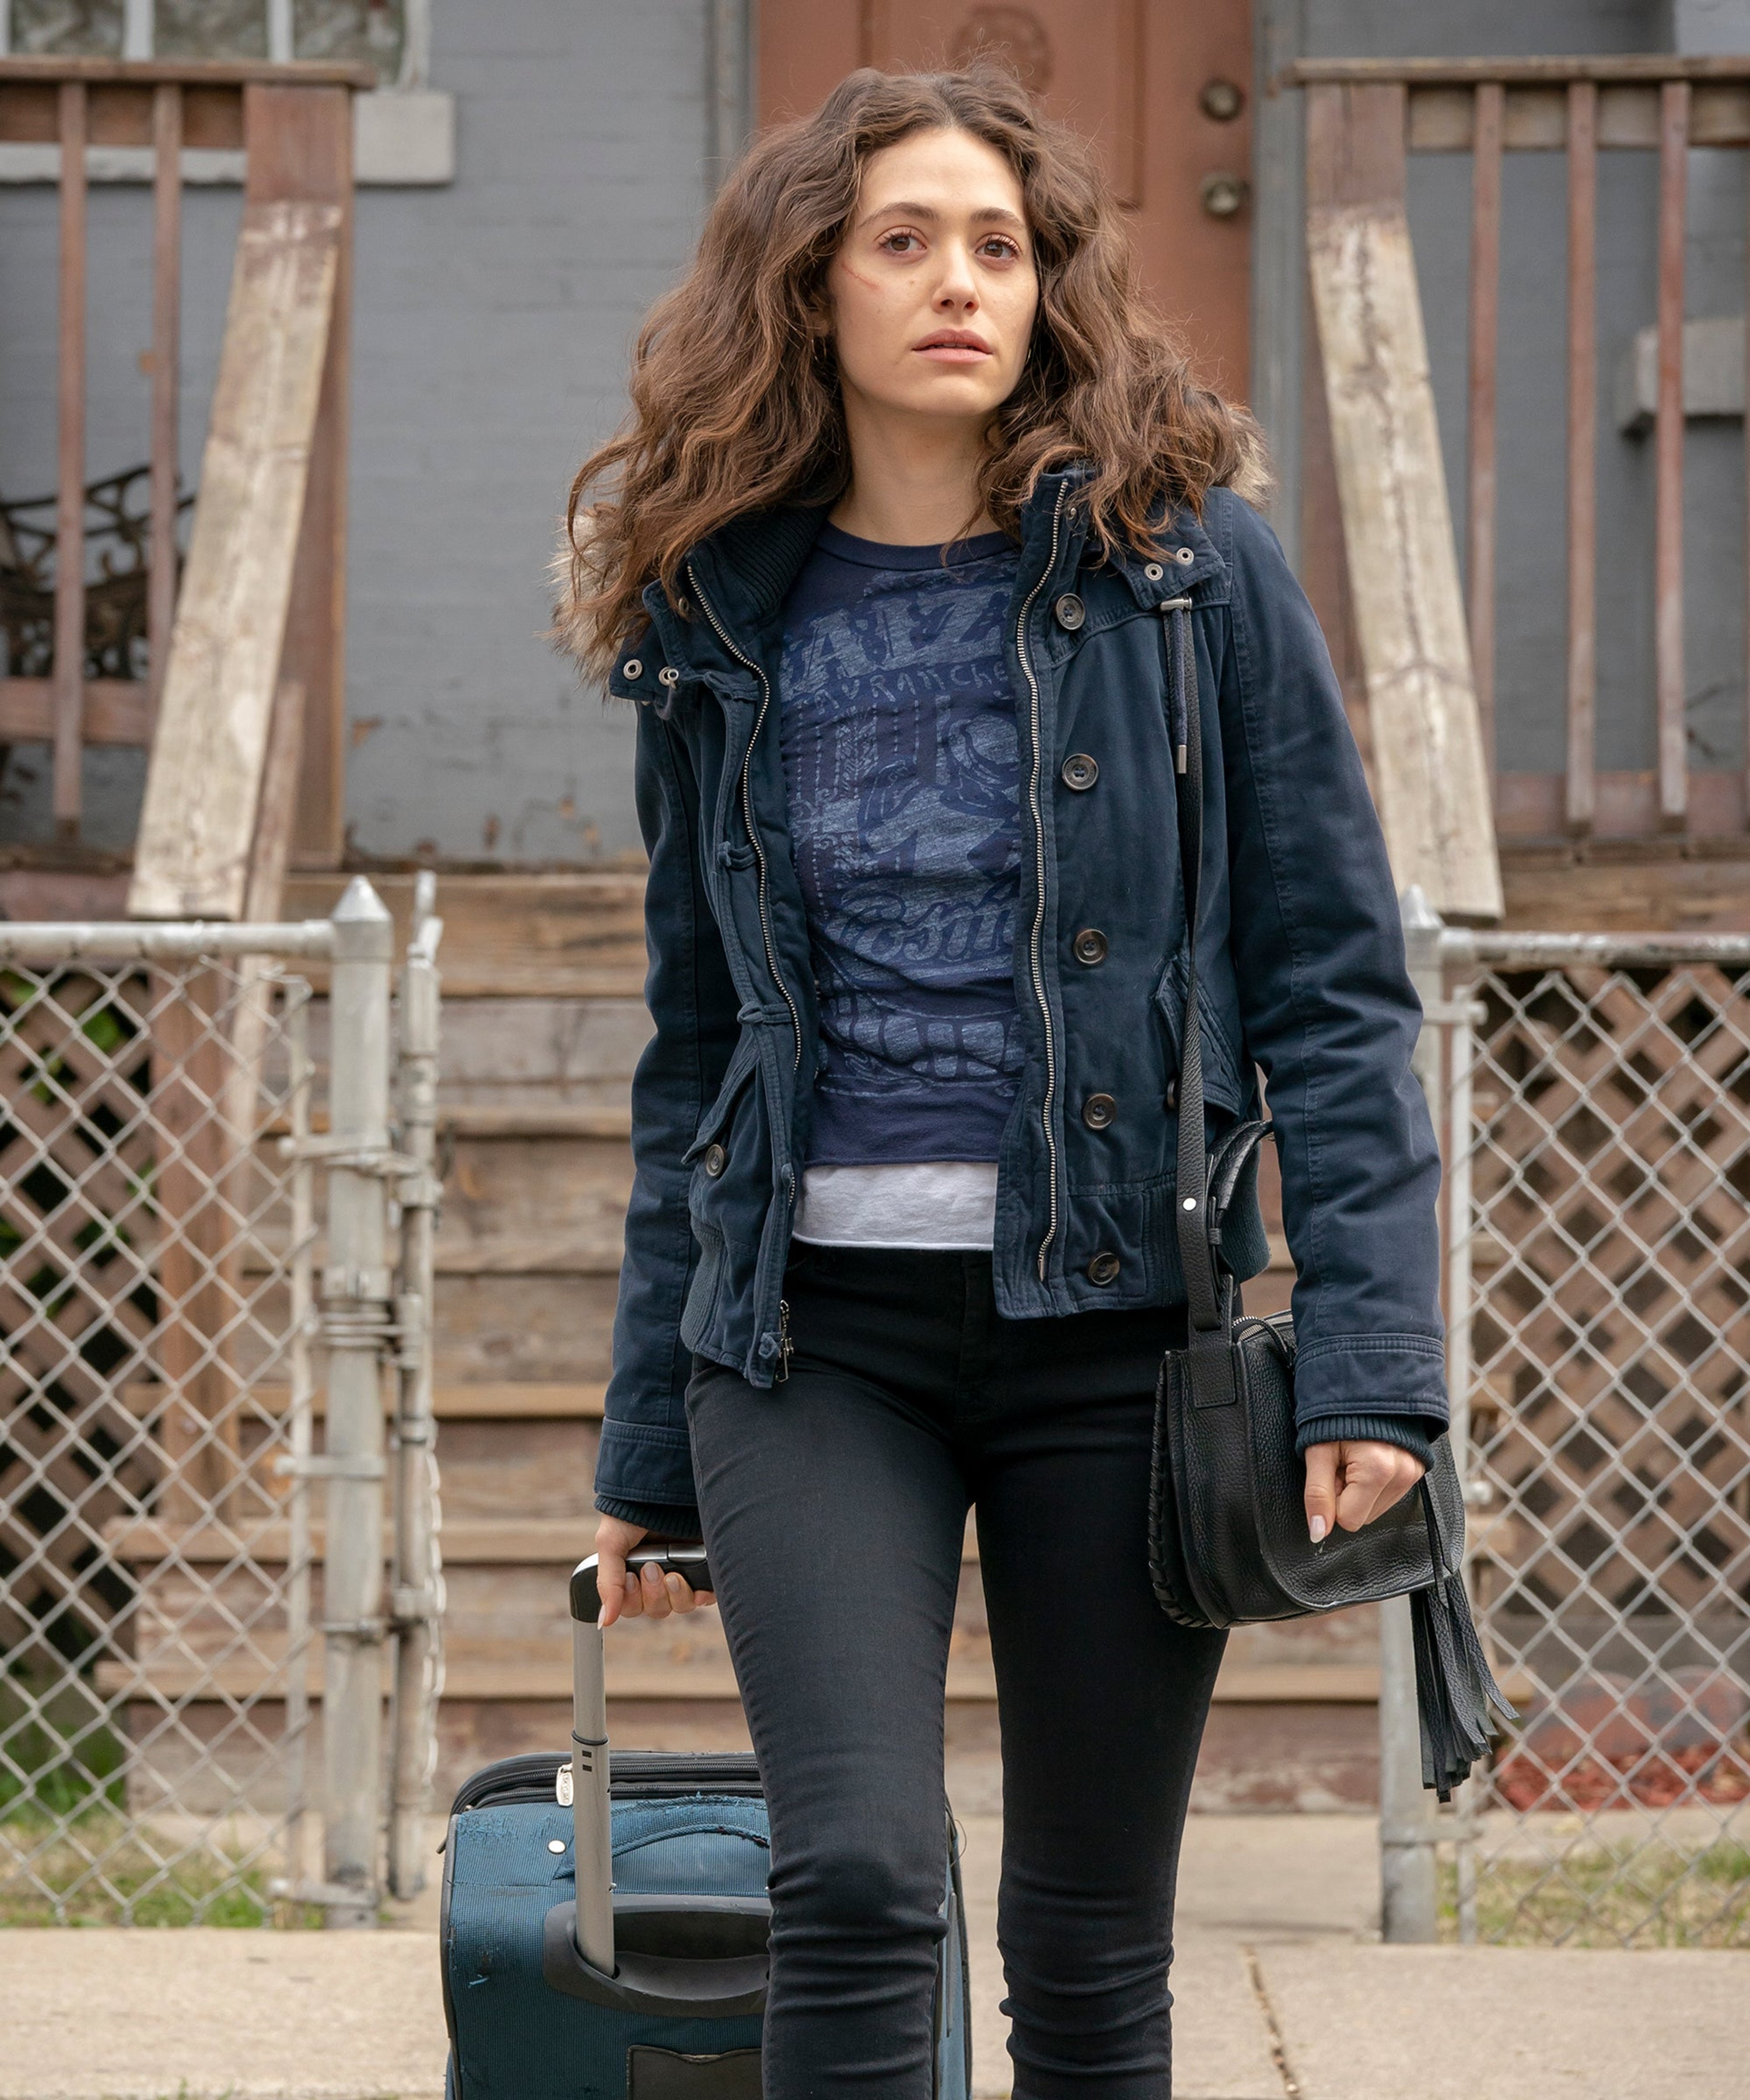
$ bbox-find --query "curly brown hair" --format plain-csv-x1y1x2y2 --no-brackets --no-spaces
556,63,1267,679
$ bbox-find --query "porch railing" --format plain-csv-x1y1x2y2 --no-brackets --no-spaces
1292,55,1750,848
0,55,372,905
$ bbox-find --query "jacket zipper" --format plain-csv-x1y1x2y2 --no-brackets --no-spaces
1019,484,1068,1282
685,565,804,1074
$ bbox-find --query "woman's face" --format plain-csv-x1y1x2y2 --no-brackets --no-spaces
827,126,1039,430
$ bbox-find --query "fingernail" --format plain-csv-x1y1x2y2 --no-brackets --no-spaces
1309,1515,1328,1544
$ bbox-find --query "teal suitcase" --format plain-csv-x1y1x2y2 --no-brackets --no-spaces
440,1548,973,2099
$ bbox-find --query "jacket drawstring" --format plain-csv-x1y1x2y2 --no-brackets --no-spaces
1159,595,1194,774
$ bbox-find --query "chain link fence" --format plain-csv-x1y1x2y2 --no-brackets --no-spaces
0,881,442,1926
1434,930,1750,1947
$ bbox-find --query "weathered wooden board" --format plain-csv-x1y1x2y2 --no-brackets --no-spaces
1305,81,1503,924
128,199,340,919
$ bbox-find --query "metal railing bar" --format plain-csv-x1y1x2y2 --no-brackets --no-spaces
1439,930,1750,967
1565,80,1598,838
1467,80,1504,779
53,78,87,834
147,82,181,726
0,920,336,961
1656,78,1691,832
1289,56,1750,85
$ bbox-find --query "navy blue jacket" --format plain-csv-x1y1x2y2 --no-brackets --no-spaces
596,473,1446,1530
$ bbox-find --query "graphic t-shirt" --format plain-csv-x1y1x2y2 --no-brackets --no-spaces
777,522,1024,1174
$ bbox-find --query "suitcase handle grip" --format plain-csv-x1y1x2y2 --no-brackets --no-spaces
570,1547,713,1625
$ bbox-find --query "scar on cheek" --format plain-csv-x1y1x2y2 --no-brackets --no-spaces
839,263,880,290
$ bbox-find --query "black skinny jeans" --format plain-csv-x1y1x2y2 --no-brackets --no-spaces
685,1244,1228,2100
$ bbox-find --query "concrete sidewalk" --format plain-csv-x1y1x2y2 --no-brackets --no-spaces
2,1816,1746,2100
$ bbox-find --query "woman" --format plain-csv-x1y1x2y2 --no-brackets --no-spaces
559,65,1446,2100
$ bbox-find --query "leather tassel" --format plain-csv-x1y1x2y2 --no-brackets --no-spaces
1410,1574,1518,1802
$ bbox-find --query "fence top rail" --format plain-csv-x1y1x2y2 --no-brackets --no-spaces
0,919,337,964
0,56,378,89
1289,55,1750,87
1437,928,1750,970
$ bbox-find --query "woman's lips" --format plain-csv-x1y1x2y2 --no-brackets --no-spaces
914,340,993,363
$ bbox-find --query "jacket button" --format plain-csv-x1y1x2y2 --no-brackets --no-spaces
1082,1092,1117,1130
1072,927,1108,966
703,1143,727,1177
1164,1076,1179,1112
622,657,643,679
1061,752,1098,792
1174,545,1196,567
1054,592,1086,631
1087,1251,1121,1286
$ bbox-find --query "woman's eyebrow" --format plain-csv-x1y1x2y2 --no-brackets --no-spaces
852,201,1028,233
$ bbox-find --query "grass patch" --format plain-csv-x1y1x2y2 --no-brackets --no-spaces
0,1709,127,1822
0,1809,320,1928
1441,1838,1750,1946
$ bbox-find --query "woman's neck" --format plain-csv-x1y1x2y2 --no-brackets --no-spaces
829,393,995,546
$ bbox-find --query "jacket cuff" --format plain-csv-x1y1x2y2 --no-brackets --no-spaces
592,1418,698,1517
1291,1333,1448,1429
1294,1413,1438,1468
592,1494,704,1539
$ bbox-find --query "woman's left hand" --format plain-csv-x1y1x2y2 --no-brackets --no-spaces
1302,1440,1425,1544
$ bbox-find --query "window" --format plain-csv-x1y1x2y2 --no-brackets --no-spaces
0,0,452,183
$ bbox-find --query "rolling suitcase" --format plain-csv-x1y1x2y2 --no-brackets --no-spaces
440,1545,974,2099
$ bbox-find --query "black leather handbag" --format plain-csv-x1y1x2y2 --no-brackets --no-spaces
1146,597,1513,1801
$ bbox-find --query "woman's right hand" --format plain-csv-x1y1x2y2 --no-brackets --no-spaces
592,1514,717,1628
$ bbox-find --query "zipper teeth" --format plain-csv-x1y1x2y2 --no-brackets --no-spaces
686,566,804,1074
1019,485,1067,1282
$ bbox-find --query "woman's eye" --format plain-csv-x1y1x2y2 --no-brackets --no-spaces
978,237,1021,262
878,230,924,254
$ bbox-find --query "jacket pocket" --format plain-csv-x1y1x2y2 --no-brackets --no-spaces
1153,947,1244,1120
684,1030,773,1256
684,1032,760,1168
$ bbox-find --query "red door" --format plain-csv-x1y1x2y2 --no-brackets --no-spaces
757,2,1255,398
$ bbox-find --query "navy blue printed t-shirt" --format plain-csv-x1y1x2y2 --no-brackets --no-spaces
777,522,1025,1168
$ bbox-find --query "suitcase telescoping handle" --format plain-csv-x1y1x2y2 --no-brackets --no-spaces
566,1548,714,1974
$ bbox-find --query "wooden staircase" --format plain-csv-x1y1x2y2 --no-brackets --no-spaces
204,869,1384,1814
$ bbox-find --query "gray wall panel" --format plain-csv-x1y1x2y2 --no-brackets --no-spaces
0,0,713,864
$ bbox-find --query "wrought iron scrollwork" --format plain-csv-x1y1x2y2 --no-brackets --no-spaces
0,466,193,683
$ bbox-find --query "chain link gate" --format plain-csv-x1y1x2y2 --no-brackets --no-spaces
1426,927,1750,1947
0,876,443,1926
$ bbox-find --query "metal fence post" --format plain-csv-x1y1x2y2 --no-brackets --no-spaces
321,877,395,1927
388,872,444,1900
1380,885,1445,1942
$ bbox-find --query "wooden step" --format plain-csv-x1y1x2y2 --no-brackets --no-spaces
103,1512,983,1565
119,1381,607,1421
282,871,650,999
97,1640,1389,1708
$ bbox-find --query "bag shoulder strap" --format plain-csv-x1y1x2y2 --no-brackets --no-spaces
1162,595,1226,1336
